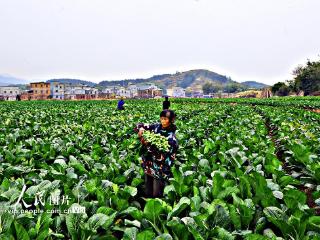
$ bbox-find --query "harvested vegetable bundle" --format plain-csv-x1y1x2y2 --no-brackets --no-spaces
142,131,170,152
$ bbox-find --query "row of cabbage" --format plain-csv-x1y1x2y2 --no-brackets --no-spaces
256,106,320,184
172,96,320,109
173,103,319,239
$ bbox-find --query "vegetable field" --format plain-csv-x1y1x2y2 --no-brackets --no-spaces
0,98,320,240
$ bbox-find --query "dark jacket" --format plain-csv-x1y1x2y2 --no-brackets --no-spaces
134,123,178,180
163,100,170,110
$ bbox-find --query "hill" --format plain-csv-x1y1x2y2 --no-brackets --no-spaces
0,75,29,86
241,81,269,89
100,69,240,89
46,79,97,87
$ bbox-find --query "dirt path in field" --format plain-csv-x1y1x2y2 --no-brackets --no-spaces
303,107,320,114
254,106,320,215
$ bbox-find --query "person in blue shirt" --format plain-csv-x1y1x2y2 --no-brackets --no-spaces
117,97,125,110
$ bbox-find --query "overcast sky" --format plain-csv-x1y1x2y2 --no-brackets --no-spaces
0,0,319,85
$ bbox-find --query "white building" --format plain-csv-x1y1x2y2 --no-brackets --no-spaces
0,86,21,100
102,88,113,94
137,84,163,98
50,82,65,100
85,87,99,97
127,84,138,98
64,84,86,100
104,86,120,94
64,83,99,100
101,87,114,98
167,87,186,98
102,84,138,98
116,87,131,98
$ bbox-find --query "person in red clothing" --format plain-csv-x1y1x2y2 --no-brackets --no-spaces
134,110,178,198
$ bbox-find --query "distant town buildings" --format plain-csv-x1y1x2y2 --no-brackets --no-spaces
65,83,86,100
0,86,21,100
127,84,138,98
30,82,51,100
137,84,162,98
117,87,132,98
51,82,65,100
20,90,33,101
0,81,244,101
167,87,186,98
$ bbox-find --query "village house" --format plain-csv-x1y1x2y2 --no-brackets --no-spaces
0,86,21,100
212,92,236,98
137,84,163,98
127,84,138,98
102,87,114,95
166,87,186,98
192,91,204,98
82,87,99,100
50,82,65,100
30,82,51,100
116,87,131,98
64,83,99,100
101,87,116,99
184,86,204,98
188,89,203,98
20,90,33,101
64,83,86,100
101,84,140,99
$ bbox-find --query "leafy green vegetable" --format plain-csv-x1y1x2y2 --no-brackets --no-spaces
142,131,170,152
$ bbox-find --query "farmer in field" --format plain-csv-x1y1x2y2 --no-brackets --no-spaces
162,96,170,110
117,97,125,110
134,110,178,198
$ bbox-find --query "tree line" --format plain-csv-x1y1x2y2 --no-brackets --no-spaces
271,58,320,96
